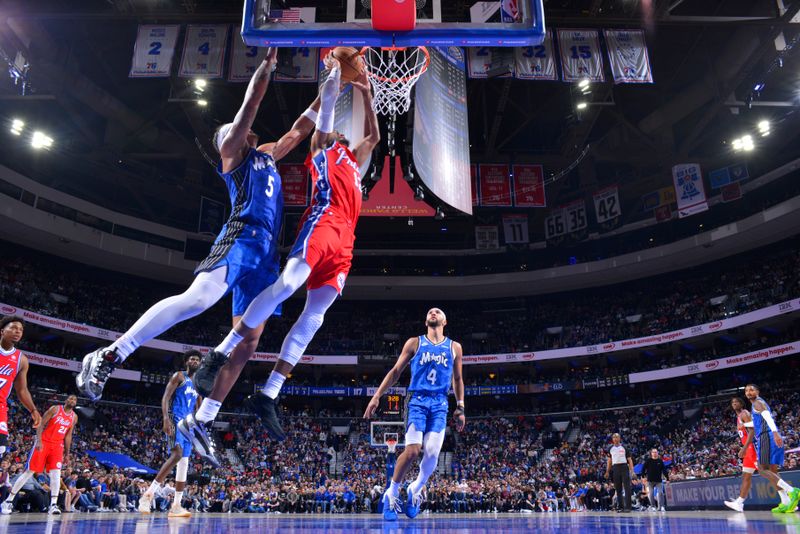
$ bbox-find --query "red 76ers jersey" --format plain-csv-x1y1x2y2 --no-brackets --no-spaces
42,406,75,444
304,141,363,226
0,347,22,404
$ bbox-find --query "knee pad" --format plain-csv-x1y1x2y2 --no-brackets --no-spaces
279,312,324,367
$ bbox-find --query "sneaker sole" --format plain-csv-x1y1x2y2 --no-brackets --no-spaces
76,353,102,401
168,512,191,518
179,421,220,468
244,397,286,441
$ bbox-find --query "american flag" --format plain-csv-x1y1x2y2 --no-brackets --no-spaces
269,8,302,23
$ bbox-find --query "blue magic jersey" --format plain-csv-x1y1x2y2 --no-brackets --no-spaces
752,396,775,437
171,372,199,422
408,336,454,395
220,148,283,233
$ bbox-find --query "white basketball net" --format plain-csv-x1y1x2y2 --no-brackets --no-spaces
362,47,429,116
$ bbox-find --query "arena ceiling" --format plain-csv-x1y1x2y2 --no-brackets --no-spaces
1,0,799,239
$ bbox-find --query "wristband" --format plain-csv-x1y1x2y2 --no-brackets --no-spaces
302,108,318,123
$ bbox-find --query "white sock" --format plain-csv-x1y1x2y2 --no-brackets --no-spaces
261,371,287,400
778,479,793,492
735,496,745,503
196,398,222,423
388,480,400,498
109,335,139,361
147,480,162,495
408,478,424,497
779,490,789,505
215,330,243,356
174,491,183,508
49,469,60,506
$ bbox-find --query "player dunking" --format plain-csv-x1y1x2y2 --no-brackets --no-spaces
1,394,77,515
364,308,465,521
77,48,320,404
138,350,201,517
724,397,758,512
744,384,800,513
0,315,41,458
180,57,379,463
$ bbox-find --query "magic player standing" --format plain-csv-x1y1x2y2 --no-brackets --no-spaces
181,56,379,461
724,397,758,512
364,308,465,521
0,315,41,458
1,394,77,515
744,384,800,513
139,350,201,517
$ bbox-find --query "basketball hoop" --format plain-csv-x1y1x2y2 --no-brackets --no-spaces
361,46,429,117
384,431,399,454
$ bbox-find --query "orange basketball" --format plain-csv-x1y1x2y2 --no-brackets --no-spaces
330,47,364,83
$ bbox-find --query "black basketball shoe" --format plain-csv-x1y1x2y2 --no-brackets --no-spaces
193,350,227,397
244,393,286,441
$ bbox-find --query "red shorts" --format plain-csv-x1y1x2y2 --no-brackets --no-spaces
28,442,65,473
742,444,757,472
290,217,355,294
0,402,8,436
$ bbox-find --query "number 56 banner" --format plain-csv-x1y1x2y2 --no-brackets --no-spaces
130,25,180,78
179,25,229,78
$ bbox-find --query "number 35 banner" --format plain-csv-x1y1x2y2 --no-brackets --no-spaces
179,25,229,78
557,29,604,82
130,25,180,78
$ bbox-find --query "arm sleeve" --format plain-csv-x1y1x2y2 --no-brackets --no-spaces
760,410,779,432
316,66,341,134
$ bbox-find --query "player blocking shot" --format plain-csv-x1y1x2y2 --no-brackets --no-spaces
179,54,380,464
1,395,77,515
744,384,800,513
723,397,758,513
364,308,465,521
77,47,320,405
0,315,42,458
139,350,201,517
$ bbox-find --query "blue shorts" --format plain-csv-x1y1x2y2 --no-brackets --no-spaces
406,392,449,436
167,423,193,458
755,432,785,467
195,224,282,317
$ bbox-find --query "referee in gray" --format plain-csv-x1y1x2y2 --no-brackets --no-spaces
605,433,634,513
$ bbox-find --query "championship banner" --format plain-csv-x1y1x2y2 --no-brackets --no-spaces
603,29,654,84
672,163,709,218
130,25,180,78
557,29,605,82
178,25,229,78
564,199,588,233
478,164,512,206
721,182,742,203
593,186,621,223
278,163,309,206
467,47,513,79
471,164,479,206
228,35,268,82
475,225,500,250
629,341,800,384
502,214,530,244
642,186,676,211
275,47,319,82
512,164,546,207
544,209,566,240
514,30,557,81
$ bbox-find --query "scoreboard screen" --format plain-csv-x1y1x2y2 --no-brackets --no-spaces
380,394,404,418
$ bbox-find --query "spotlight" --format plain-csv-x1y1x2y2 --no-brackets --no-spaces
403,166,414,182
194,78,207,92
10,119,24,135
757,120,770,136
576,102,588,110
407,217,414,227
31,131,53,150
414,186,424,201
732,135,754,152
753,82,765,93
434,206,445,220
578,79,590,89
197,99,208,107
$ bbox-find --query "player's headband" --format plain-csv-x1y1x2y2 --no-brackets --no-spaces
214,123,233,151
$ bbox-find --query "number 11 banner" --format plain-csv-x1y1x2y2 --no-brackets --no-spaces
130,25,180,78
557,29,604,82
179,25,229,78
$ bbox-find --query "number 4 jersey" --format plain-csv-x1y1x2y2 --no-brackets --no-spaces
409,336,454,395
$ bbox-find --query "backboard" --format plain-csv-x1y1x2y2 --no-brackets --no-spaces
242,0,546,48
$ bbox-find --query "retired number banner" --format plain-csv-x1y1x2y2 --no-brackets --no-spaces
515,30,557,81
278,164,309,206
603,29,654,84
467,47,513,79
228,34,268,82
512,165,546,207
593,186,621,223
672,163,709,218
544,210,566,239
557,29,604,82
478,164,512,206
130,25,180,78
275,47,319,82
503,214,530,244
179,25,228,78
564,200,588,233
